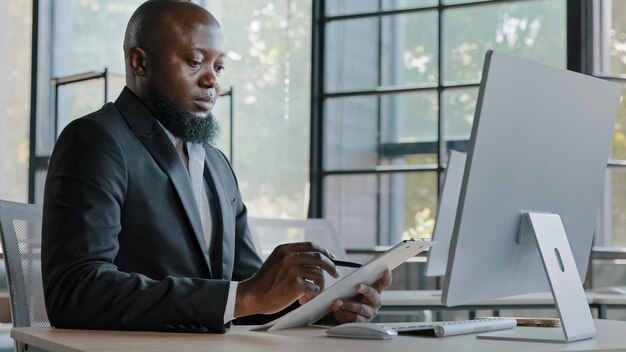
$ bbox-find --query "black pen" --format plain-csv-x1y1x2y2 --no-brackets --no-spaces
331,259,362,268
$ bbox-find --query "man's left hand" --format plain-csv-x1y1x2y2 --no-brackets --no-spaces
330,269,392,323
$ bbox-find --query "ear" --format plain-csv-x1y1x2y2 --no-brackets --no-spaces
128,47,148,76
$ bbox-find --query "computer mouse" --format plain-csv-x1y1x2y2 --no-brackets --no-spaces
326,323,398,339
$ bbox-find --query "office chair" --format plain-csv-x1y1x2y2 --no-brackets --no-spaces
0,200,50,329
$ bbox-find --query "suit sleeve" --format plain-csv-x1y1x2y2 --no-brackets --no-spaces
42,117,231,333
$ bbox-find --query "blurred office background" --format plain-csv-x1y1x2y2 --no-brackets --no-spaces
1,0,626,319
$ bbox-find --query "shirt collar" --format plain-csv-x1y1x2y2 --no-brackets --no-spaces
156,121,206,163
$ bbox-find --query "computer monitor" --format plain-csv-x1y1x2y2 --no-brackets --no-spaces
442,51,621,343
425,150,465,277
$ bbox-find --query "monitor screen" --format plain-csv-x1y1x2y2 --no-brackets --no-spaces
442,51,621,307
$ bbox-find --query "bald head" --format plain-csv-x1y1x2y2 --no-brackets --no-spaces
122,0,225,144
124,0,220,57
123,0,223,102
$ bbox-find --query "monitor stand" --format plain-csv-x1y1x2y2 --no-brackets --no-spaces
477,211,596,343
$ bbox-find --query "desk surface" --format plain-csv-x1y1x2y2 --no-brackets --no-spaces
11,320,626,352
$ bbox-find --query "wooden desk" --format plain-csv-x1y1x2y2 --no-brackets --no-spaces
11,320,626,352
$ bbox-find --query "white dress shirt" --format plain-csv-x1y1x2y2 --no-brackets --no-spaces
160,124,238,324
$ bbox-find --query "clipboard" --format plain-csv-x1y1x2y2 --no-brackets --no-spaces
253,239,433,331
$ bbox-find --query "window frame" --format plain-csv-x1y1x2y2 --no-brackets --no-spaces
26,0,626,250
309,0,611,247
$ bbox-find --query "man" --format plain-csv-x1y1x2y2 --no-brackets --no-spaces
42,0,391,333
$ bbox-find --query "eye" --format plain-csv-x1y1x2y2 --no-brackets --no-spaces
215,65,225,74
187,60,202,68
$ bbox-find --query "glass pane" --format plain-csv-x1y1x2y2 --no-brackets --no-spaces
52,1,142,78
210,0,312,219
34,169,48,205
325,18,378,91
609,167,626,247
611,85,626,159
399,168,438,240
443,0,497,5
36,97,56,157
324,172,437,247
213,92,232,163
324,96,378,170
442,0,566,85
442,87,479,142
325,11,438,92
326,0,437,17
56,80,107,137
0,0,32,202
326,0,379,16
609,0,626,74
51,0,140,149
325,174,379,247
382,91,438,144
380,12,439,87
324,91,438,170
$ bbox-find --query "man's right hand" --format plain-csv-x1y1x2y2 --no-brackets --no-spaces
234,242,339,317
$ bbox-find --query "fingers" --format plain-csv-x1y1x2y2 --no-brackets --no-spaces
302,278,321,294
331,298,376,323
354,283,382,309
275,241,336,260
330,270,391,323
371,269,392,293
298,293,316,305
302,266,324,281
298,266,327,305
293,252,339,278
270,242,339,278
241,242,339,316
302,267,326,292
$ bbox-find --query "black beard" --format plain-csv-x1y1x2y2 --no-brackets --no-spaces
147,87,220,145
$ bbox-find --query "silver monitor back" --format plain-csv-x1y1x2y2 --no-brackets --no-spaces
425,150,466,277
443,51,622,306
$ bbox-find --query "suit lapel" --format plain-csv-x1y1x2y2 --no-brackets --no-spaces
204,150,234,280
114,88,213,277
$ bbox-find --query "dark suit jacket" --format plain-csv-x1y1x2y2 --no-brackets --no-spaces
42,87,274,333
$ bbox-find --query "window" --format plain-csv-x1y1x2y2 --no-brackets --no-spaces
30,0,143,203
29,0,312,221
26,1,626,251
593,0,626,248
312,0,567,246
0,0,32,202
202,0,312,219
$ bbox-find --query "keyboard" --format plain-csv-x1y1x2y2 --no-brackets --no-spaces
380,318,517,337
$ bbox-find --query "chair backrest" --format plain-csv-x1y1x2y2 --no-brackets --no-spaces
247,218,352,287
0,200,50,328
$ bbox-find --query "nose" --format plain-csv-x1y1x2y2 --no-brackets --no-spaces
198,67,218,89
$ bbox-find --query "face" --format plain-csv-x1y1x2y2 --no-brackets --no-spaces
148,21,225,118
